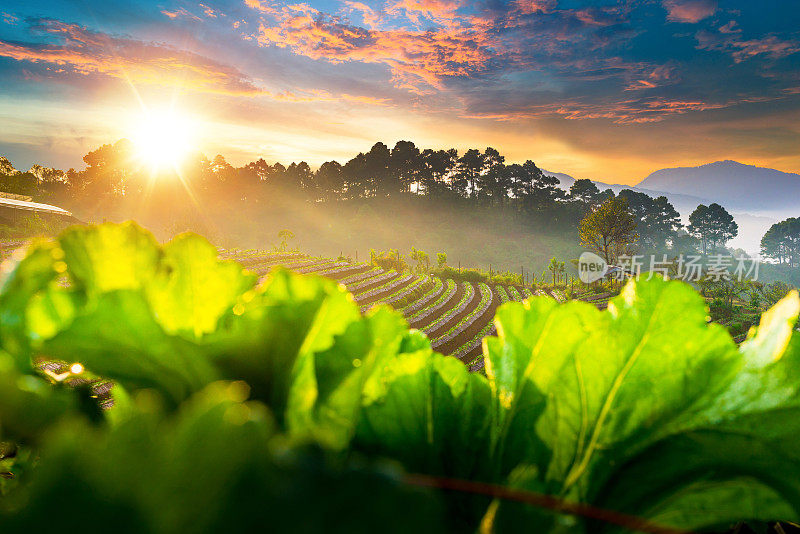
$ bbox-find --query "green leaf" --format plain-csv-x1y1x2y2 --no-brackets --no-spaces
489,279,800,532
591,290,800,531
550,279,739,497
207,269,360,423
57,222,161,296
39,290,217,406
0,352,78,444
485,298,600,483
356,349,493,480
145,233,257,338
0,242,60,369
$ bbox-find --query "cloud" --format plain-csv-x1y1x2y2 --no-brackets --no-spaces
161,8,201,21
0,18,262,96
248,2,496,93
718,20,739,34
624,65,678,91
663,0,717,23
462,97,732,124
244,0,667,97
2,12,19,25
696,29,800,62
512,0,557,16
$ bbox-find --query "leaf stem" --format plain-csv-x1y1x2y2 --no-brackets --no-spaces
403,473,691,534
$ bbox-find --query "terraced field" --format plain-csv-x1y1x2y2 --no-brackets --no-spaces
0,240,612,369
216,249,613,369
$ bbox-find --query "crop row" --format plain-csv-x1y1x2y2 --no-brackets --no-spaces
579,291,614,303
452,321,496,362
398,277,444,315
222,249,295,260
337,267,381,285
549,288,567,302
349,270,398,293
246,256,320,273
406,279,457,323
507,286,522,301
430,283,493,349
451,321,497,366
304,262,365,279
422,282,475,335
495,285,510,303
229,252,304,267
357,274,415,311
294,260,350,274
522,287,534,299
469,354,487,373
384,275,430,306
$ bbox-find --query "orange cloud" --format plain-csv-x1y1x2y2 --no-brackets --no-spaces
696,29,800,63
663,0,716,23
248,2,496,93
0,19,262,96
462,96,748,124
513,0,556,15
160,8,202,21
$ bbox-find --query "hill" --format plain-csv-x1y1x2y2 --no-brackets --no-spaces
544,164,794,253
637,160,800,213
215,248,613,371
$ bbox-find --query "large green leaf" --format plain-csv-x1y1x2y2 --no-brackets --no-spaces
39,291,217,406
590,291,800,531
487,279,800,532
484,298,601,483
0,242,60,369
145,233,257,338
207,269,361,423
287,306,411,448
58,222,162,296
0,382,447,534
357,350,493,479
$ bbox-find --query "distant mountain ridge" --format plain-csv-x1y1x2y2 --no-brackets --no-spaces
636,160,800,212
542,161,800,254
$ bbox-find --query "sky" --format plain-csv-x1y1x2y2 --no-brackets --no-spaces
1,0,799,184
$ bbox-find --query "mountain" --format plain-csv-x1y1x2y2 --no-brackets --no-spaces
636,160,800,212
543,169,711,214
542,169,576,189
542,166,781,254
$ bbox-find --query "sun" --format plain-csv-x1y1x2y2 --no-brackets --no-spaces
131,109,196,171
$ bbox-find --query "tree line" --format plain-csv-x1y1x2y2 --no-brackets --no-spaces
2,140,790,271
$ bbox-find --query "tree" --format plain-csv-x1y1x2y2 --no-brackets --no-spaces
548,257,565,285
454,149,483,199
519,160,564,211
419,149,456,198
761,217,800,267
688,203,738,254
342,153,369,200
579,198,639,265
617,190,682,250
436,252,447,268
569,179,605,206
314,161,344,202
0,156,17,175
476,147,506,205
277,229,295,252
409,247,430,273
365,142,391,198
389,140,420,194
761,281,795,308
